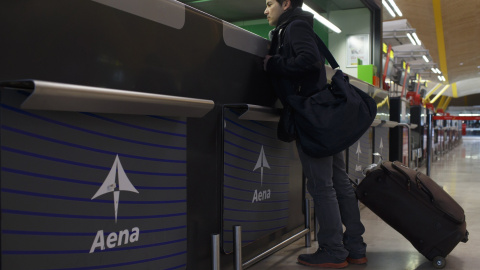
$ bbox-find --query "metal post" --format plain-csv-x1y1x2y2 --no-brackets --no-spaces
234,226,242,270
313,209,317,241
397,123,411,168
305,198,311,247
212,234,220,270
426,109,433,176
242,229,310,268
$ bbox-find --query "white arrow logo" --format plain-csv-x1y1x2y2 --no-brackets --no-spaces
253,146,270,186
91,155,139,223
355,142,362,172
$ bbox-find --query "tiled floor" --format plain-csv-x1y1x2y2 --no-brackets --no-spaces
248,137,480,269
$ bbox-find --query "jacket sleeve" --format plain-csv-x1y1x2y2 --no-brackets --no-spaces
266,20,323,79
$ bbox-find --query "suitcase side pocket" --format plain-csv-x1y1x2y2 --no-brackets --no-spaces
391,161,465,225
416,173,465,224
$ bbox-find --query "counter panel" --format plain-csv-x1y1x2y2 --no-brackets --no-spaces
1,90,187,269
348,128,373,182
222,108,301,254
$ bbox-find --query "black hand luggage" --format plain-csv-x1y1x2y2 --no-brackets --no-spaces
355,161,468,269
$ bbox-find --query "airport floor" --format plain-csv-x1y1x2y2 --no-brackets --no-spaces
248,136,480,270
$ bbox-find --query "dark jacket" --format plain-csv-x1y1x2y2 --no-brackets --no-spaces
266,7,327,103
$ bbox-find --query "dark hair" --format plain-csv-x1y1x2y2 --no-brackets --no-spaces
277,0,303,9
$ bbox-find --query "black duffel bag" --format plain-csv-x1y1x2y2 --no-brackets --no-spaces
282,35,377,157
288,69,377,157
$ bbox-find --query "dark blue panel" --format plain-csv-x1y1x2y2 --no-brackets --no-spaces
348,128,373,183
1,90,187,269
222,109,299,253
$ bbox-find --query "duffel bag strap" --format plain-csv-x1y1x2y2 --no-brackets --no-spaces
315,35,339,69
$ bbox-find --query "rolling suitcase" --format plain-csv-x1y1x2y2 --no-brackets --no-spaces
355,161,468,269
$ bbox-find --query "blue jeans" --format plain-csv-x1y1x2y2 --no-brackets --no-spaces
297,145,366,260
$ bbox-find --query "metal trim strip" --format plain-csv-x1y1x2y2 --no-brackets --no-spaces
92,0,185,29
223,21,270,58
237,104,280,122
0,80,214,117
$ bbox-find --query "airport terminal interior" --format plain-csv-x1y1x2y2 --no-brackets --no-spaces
249,136,480,270
1,0,479,269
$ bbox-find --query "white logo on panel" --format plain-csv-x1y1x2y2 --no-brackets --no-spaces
253,145,270,186
252,145,271,203
91,154,139,222
355,142,362,172
90,155,140,253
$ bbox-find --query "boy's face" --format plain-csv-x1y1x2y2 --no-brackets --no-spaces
264,0,289,26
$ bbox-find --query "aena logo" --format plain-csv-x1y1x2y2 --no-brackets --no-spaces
91,155,139,222
90,155,140,253
252,146,271,203
355,142,362,172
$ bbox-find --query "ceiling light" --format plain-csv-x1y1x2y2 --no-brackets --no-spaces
387,0,403,16
382,0,396,18
431,68,437,73
406,33,416,45
423,55,429,62
302,4,341,33
436,68,441,74
412,33,421,45
438,75,442,81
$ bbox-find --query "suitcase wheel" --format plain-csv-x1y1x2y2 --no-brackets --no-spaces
432,256,446,269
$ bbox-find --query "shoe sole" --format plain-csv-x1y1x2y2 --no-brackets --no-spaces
297,259,348,268
346,257,368,265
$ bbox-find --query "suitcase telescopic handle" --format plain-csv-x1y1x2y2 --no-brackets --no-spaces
391,161,414,191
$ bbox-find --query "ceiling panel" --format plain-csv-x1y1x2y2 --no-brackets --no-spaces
384,0,480,101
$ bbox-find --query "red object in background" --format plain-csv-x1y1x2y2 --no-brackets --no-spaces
373,76,380,87
426,103,435,112
437,108,445,114
462,123,467,136
406,91,422,106
434,116,480,120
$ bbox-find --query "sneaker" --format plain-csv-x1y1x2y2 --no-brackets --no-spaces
297,248,348,268
346,253,368,265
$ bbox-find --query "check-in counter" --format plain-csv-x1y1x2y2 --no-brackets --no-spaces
0,1,302,269
389,97,411,165
0,81,213,269
0,1,387,269
347,119,399,182
338,71,394,181
221,104,303,256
